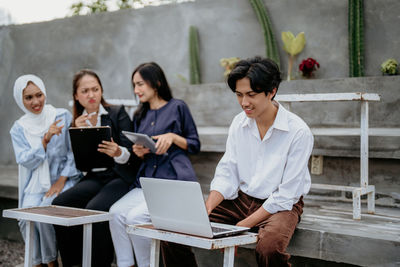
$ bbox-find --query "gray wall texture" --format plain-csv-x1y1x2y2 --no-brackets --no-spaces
0,0,399,165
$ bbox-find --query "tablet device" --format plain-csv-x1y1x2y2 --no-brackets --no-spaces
69,126,114,171
122,131,157,153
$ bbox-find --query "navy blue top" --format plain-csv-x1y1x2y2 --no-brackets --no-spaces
133,98,200,187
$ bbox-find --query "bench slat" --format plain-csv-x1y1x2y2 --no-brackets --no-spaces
275,93,380,102
197,126,400,137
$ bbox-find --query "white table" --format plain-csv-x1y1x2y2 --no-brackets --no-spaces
127,224,258,267
2,205,113,267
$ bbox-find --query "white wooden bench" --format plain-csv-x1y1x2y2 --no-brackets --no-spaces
276,93,381,220
127,224,258,267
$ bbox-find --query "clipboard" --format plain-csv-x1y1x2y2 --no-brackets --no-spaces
69,126,114,171
122,131,157,153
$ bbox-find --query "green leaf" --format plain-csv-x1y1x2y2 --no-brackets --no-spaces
282,31,306,56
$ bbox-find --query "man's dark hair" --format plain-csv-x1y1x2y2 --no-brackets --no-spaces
227,56,282,100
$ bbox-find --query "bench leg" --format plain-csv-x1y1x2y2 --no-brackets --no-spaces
82,223,92,267
150,239,160,267
367,186,375,214
24,221,34,267
352,189,361,220
223,246,235,267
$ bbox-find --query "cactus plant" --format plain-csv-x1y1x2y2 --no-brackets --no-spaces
189,26,201,84
249,0,280,68
349,0,365,77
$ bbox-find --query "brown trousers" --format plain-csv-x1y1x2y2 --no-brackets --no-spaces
161,191,303,267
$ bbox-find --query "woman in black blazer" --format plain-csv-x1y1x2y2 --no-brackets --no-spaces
52,70,139,267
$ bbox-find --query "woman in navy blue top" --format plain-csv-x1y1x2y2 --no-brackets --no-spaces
132,97,200,185
109,62,200,267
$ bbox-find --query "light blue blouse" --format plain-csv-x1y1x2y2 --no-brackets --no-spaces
10,108,81,206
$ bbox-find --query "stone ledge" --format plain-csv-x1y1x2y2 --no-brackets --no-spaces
226,200,400,267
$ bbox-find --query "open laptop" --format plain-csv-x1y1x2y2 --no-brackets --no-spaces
140,177,250,238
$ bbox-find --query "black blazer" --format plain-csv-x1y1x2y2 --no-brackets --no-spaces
101,105,141,184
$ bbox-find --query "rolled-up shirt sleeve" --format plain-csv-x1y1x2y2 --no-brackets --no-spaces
210,121,240,200
262,128,314,214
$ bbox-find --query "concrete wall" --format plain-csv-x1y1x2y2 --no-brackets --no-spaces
0,0,399,164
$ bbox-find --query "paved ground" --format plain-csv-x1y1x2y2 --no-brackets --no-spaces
0,238,24,267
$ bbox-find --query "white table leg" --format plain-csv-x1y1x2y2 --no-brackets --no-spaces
150,239,160,267
223,246,235,267
82,223,92,267
24,221,34,267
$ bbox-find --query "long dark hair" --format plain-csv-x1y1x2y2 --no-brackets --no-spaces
132,62,173,125
72,69,109,125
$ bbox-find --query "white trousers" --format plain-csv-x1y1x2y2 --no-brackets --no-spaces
109,188,151,267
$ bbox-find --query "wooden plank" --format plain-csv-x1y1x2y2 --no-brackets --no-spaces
107,98,139,107
223,246,235,267
197,127,400,137
150,239,160,267
12,206,103,217
311,184,358,191
311,127,400,136
82,224,92,267
2,205,112,226
311,184,375,194
24,221,33,267
275,93,380,102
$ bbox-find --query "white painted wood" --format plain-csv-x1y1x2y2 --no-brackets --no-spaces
24,221,33,267
67,93,378,108
150,239,160,267
198,126,400,137
106,98,139,106
82,224,92,267
127,224,258,250
312,184,375,194
360,101,369,188
368,186,376,214
311,184,358,192
223,246,235,267
352,189,362,220
275,93,380,102
2,205,113,226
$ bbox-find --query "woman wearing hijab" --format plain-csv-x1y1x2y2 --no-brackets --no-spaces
10,74,80,267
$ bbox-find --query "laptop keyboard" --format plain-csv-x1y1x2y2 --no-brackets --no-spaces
211,226,230,233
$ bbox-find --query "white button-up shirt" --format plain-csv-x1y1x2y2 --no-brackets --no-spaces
210,102,314,214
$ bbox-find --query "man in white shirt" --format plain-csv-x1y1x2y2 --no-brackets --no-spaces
161,57,314,267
